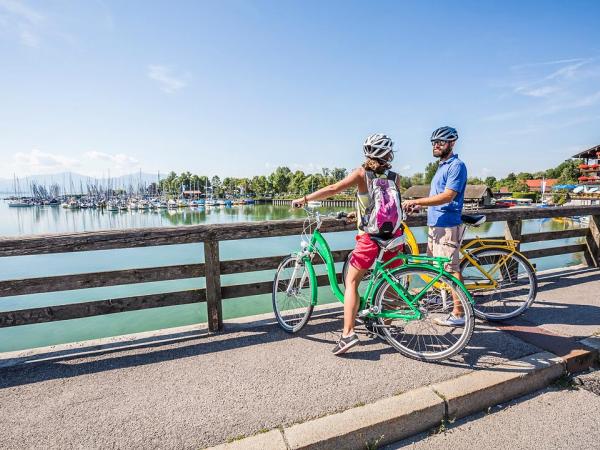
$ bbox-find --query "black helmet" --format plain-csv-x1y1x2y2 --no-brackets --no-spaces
431,126,458,142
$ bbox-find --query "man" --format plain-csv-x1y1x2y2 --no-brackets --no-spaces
402,126,468,326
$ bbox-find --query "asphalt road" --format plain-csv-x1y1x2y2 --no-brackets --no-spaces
0,314,537,449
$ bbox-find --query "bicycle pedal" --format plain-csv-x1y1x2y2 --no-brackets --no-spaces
358,309,370,318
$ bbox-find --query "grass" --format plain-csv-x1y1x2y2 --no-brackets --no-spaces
225,434,247,443
552,373,579,390
365,434,385,450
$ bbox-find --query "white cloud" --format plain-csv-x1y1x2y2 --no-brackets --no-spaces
510,58,587,70
4,149,143,178
85,151,139,170
486,57,600,121
12,149,79,174
0,0,45,47
0,0,43,24
147,65,188,94
514,85,560,98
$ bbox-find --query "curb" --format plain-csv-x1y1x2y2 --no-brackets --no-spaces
206,351,567,450
0,304,344,369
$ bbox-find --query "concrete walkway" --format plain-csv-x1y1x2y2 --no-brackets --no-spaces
0,266,599,449
385,370,600,449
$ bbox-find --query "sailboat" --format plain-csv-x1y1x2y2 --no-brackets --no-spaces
8,175,34,207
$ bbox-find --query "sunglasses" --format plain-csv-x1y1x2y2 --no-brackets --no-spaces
431,140,449,147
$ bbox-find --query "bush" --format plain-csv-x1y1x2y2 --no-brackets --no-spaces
512,192,540,202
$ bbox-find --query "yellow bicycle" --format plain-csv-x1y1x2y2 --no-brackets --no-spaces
343,214,537,321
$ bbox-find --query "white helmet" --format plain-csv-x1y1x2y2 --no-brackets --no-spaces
363,133,394,161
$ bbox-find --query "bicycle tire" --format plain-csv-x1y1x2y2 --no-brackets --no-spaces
374,266,475,361
460,248,537,321
272,255,315,333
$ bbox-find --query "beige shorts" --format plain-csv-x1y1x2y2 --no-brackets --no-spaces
427,225,465,273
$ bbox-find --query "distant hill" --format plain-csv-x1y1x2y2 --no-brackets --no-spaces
0,172,160,194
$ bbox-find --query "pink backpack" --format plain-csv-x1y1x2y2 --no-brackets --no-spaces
359,170,403,237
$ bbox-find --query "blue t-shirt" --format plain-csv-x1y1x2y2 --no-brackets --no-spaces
427,154,467,227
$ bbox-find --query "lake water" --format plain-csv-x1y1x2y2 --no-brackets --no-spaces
0,200,586,353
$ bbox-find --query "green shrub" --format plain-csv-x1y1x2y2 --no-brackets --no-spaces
512,192,540,202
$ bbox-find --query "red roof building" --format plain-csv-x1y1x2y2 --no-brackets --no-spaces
573,144,600,185
524,179,558,191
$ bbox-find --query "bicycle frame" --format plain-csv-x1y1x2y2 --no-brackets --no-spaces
460,238,532,290
401,220,534,291
300,228,462,321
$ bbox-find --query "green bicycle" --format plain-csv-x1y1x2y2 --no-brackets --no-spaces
272,208,475,361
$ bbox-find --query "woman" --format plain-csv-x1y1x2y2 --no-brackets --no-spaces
292,134,404,355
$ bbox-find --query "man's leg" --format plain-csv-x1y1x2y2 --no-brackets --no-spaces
430,226,466,326
447,225,465,317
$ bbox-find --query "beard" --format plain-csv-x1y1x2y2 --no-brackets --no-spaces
433,145,453,159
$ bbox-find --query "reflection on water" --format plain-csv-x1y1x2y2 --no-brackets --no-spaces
0,202,348,236
0,201,589,353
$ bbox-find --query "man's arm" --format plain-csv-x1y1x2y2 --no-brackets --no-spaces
411,189,457,207
403,162,466,212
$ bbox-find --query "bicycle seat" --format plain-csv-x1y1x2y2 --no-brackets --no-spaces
370,234,406,251
461,214,486,227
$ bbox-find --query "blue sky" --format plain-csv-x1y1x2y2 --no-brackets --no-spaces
1,0,599,180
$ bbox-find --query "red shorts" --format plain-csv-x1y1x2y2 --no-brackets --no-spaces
349,231,404,271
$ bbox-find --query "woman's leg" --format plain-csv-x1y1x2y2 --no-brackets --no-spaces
343,264,368,336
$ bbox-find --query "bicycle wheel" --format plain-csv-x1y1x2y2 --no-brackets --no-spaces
460,248,537,321
374,267,475,361
272,255,315,333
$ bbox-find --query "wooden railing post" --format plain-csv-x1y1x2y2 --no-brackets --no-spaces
504,219,523,275
584,215,600,268
204,240,223,332
504,219,522,249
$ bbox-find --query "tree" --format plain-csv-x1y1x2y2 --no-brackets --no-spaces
468,177,484,185
558,166,578,184
289,170,307,194
558,160,579,184
410,172,425,185
399,176,412,190
222,177,238,195
198,176,209,194
237,178,251,195
516,172,533,180
484,176,497,189
512,179,529,192
331,168,347,182
303,174,317,193
250,175,268,196
211,175,222,196
177,171,192,192
269,166,292,195
424,162,440,183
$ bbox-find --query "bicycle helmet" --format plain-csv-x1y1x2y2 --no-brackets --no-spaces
430,126,458,142
363,134,394,161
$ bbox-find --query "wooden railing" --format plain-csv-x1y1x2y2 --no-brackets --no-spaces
1,205,599,333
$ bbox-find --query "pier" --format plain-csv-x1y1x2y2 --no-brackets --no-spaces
0,205,599,448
